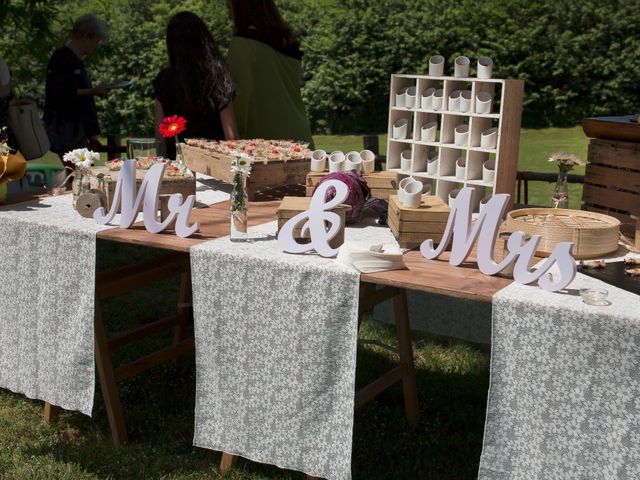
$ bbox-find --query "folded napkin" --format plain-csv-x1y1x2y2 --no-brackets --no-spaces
336,241,407,273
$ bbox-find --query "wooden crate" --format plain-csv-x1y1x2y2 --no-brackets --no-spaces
582,138,640,226
388,194,449,247
182,144,308,201
306,171,398,198
276,196,350,249
88,166,195,210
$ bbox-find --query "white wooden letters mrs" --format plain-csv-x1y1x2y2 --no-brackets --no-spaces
93,159,199,238
420,187,576,292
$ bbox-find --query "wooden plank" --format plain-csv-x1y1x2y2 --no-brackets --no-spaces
107,314,183,350
361,250,512,303
96,200,280,252
113,338,195,382
584,164,640,193
355,366,404,408
388,194,450,222
581,116,640,143
44,402,61,424
393,289,419,425
583,204,633,226
582,184,639,214
587,139,640,171
220,453,238,472
392,218,448,233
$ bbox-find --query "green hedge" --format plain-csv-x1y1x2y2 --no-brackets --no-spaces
2,0,639,136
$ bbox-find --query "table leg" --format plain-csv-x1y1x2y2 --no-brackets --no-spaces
94,300,128,446
220,452,238,472
44,402,61,424
393,289,420,426
174,272,192,346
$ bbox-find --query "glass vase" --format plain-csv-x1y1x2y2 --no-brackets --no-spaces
552,170,569,209
230,171,248,242
72,172,91,210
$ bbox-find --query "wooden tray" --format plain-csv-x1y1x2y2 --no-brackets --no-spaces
505,208,620,259
580,116,640,143
182,144,308,201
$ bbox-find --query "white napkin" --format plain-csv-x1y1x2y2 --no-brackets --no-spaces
336,241,407,273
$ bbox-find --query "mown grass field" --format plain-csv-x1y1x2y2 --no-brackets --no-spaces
1,126,588,479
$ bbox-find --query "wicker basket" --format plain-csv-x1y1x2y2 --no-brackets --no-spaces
505,208,620,259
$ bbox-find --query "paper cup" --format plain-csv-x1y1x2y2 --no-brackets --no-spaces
345,151,362,171
477,57,493,79
476,92,493,114
402,180,424,208
427,156,438,175
454,56,470,78
480,127,498,149
454,124,470,146
448,188,461,208
393,118,409,139
396,87,408,107
432,89,444,111
448,90,461,112
479,195,491,213
397,177,415,201
428,55,445,76
455,158,466,180
482,159,496,183
400,149,412,172
360,150,376,174
420,122,437,142
421,87,436,109
405,86,417,109
310,149,327,172
460,90,472,113
329,151,345,172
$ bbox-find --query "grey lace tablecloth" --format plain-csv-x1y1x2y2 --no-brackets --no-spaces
480,272,640,480
0,195,114,415
190,222,397,480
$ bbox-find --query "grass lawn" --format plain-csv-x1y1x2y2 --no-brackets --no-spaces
1,126,588,479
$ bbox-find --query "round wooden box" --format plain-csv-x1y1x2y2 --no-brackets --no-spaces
505,208,620,259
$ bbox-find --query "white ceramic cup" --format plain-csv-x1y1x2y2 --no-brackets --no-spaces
481,127,499,149
421,87,436,109
427,156,438,175
479,195,492,213
420,122,438,142
448,90,461,112
310,149,327,172
477,57,493,79
428,55,445,76
460,90,472,113
397,177,415,200
433,89,444,111
448,188,461,208
482,159,496,183
454,124,470,146
400,149,412,172
396,87,408,107
455,158,466,180
329,151,345,172
454,56,470,78
476,92,493,114
402,180,424,208
345,151,362,171
393,118,409,139
360,150,375,173
405,86,417,109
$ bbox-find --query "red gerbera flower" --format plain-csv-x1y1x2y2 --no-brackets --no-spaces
159,115,187,138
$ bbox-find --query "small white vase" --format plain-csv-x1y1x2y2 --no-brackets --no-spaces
421,87,436,109
345,151,362,171
477,57,493,79
310,149,327,172
476,92,493,114
482,159,496,183
432,89,444,111
459,90,472,113
428,55,445,76
400,149,412,172
479,195,492,213
454,56,470,78
454,125,470,146
396,87,408,107
402,180,424,208
405,86,417,109
448,90,461,112
393,118,409,139
420,122,437,142
480,128,498,149
397,177,415,201
448,188,461,208
455,158,466,180
427,156,439,175
360,150,375,173
329,151,345,172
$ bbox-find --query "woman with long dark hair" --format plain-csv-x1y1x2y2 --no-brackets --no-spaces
226,0,313,146
154,11,237,159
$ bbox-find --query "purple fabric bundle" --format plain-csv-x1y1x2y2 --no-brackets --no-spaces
313,170,388,225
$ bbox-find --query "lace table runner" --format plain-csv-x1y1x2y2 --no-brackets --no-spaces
480,272,640,479
190,223,396,480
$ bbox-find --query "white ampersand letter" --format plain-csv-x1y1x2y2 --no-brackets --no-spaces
278,179,349,257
